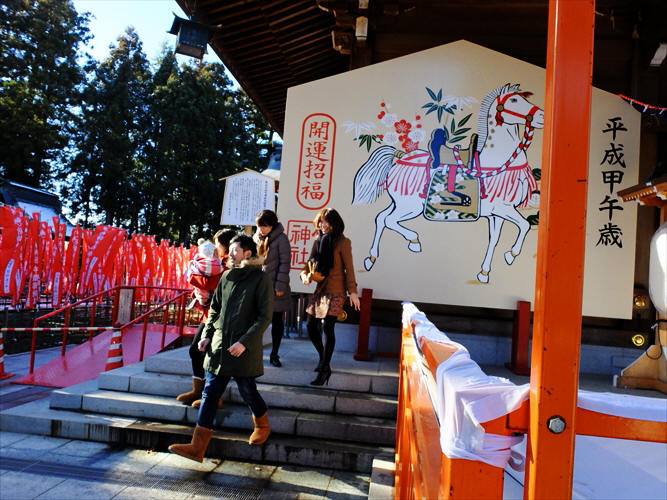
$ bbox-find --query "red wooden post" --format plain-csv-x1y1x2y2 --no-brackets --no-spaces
526,1,595,497
29,319,38,374
129,288,136,322
177,294,186,338
88,296,97,342
507,300,531,375
139,317,148,362
111,286,120,325
160,305,169,349
61,308,71,357
354,288,373,361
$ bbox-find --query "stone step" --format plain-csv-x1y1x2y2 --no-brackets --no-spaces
97,366,398,419
145,346,399,396
1,398,391,473
50,384,396,446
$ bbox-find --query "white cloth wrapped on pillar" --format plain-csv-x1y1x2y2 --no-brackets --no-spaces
401,302,667,470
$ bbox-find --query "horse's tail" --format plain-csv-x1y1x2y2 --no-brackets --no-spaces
352,145,397,205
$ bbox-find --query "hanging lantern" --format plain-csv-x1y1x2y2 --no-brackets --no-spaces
168,14,219,60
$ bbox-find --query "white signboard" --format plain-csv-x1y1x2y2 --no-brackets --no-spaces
279,41,640,319
220,170,275,226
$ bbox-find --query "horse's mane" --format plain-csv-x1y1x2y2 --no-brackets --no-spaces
476,83,521,153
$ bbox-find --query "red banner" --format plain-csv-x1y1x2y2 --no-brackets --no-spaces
78,226,127,296
0,209,194,307
63,226,82,301
0,206,29,304
24,213,41,308
50,218,66,306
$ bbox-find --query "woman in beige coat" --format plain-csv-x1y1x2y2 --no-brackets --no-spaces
301,208,360,385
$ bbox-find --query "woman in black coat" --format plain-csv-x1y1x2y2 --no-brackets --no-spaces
254,209,292,367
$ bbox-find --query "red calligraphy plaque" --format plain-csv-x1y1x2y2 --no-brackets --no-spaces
286,220,319,270
296,113,336,210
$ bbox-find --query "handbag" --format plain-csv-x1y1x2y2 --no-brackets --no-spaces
300,261,325,284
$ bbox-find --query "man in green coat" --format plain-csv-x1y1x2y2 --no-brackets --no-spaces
169,234,274,462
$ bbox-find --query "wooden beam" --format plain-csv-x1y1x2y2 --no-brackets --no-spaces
506,402,667,443
232,47,283,64
525,1,595,498
287,46,338,65
282,32,332,53
263,3,319,26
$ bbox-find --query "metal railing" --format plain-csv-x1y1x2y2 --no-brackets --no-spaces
118,289,190,362
8,286,191,375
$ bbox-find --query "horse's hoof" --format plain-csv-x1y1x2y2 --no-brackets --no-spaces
504,251,515,265
364,257,375,271
477,272,489,283
408,241,421,252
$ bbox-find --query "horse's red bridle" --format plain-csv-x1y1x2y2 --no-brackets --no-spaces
447,91,541,180
495,92,540,126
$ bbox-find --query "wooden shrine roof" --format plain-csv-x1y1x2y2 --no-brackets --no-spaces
619,175,667,207
175,0,667,137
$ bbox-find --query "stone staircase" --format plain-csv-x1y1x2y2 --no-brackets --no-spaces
0,337,398,474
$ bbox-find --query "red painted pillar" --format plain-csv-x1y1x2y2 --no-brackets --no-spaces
525,1,595,498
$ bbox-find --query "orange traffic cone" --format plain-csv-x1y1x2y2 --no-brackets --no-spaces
105,329,123,371
0,331,14,380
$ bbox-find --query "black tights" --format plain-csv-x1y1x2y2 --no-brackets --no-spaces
306,314,337,368
271,311,284,358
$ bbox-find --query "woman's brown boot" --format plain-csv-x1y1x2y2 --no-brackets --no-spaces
176,377,204,405
168,425,213,462
248,412,270,445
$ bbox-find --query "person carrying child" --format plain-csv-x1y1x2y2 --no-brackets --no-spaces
186,239,223,311
176,229,236,408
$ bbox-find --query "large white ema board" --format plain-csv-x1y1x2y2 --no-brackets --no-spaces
278,40,639,319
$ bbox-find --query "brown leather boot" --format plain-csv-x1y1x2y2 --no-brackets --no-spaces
248,412,270,445
168,425,213,462
176,377,204,405
191,397,222,409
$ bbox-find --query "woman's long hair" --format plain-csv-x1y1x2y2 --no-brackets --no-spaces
255,209,279,228
255,210,279,258
311,208,345,276
313,208,345,240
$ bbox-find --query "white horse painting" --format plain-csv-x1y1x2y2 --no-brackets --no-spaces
351,83,544,283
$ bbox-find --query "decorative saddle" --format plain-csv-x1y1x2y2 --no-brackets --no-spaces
423,128,480,221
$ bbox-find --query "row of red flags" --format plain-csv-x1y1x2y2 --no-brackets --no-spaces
0,206,197,308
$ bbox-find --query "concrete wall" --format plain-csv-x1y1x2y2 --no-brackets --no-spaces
273,323,643,376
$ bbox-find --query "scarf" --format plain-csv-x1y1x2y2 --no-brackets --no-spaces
312,231,335,277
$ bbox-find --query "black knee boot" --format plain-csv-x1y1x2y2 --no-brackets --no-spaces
307,314,324,372
310,316,336,386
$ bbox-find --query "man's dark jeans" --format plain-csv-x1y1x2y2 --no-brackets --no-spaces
197,371,267,428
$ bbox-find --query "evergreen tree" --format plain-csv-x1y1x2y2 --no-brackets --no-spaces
67,27,152,229
3,10,276,239
147,59,271,241
0,0,91,187
140,48,179,237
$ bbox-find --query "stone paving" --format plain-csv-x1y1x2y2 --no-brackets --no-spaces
0,431,371,499
0,343,377,499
